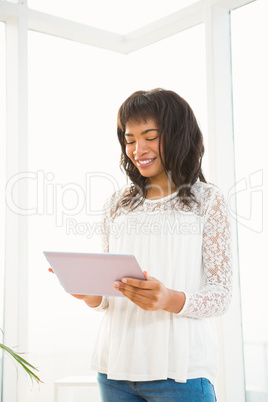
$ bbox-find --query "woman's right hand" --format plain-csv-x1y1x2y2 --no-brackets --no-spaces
48,268,103,308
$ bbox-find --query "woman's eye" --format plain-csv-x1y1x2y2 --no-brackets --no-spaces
126,141,135,145
146,137,158,141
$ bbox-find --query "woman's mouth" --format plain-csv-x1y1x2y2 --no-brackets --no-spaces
136,158,156,168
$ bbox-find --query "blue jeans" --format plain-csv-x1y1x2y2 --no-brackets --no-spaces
97,373,217,401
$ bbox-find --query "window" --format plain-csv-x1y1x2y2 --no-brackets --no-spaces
0,22,5,328
231,0,268,399
27,0,200,33
27,24,207,401
0,21,6,402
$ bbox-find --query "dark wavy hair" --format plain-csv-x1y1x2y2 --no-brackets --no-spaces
117,88,206,209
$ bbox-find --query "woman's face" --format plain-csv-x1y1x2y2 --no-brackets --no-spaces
125,118,166,186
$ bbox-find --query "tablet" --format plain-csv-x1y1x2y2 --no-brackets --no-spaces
44,251,145,297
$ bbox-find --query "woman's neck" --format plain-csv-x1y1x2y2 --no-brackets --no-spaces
145,178,176,200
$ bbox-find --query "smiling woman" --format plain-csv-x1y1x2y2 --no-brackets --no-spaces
117,89,206,205
87,88,232,402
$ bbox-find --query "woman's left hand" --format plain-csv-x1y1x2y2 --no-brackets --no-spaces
114,271,185,313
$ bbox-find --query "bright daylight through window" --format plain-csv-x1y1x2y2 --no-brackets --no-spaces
26,23,206,402
231,0,268,399
3,0,267,401
0,20,6,402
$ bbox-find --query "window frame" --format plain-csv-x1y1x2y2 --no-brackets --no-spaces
0,0,256,400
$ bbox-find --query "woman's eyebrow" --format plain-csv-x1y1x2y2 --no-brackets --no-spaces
125,129,160,137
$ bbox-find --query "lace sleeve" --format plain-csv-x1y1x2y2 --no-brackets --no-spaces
101,198,110,254
101,189,124,253
179,188,233,318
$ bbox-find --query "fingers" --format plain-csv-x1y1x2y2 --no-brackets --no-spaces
114,275,162,301
120,289,156,310
143,271,150,280
71,294,85,300
113,272,168,311
115,281,155,296
113,272,157,295
115,282,163,311
119,275,154,290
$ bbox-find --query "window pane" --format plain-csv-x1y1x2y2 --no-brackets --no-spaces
28,0,200,34
27,24,207,401
27,32,125,402
231,0,268,399
0,21,6,402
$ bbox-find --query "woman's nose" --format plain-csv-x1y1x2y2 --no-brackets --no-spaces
134,140,148,156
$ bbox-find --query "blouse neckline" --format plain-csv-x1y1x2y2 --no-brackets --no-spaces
143,191,178,203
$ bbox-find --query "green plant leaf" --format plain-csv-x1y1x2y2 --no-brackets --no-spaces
0,342,43,384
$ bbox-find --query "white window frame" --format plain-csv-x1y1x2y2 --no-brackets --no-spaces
0,0,256,400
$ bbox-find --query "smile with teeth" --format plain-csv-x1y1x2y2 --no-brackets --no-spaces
136,158,156,167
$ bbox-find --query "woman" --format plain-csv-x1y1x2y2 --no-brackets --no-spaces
78,89,232,401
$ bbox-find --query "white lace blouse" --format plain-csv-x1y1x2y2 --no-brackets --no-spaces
89,181,233,385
